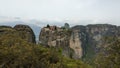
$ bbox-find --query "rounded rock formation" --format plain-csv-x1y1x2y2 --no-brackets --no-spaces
14,24,36,43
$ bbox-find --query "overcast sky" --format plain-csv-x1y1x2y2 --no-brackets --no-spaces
0,0,120,26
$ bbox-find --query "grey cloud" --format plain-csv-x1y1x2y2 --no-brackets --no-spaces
0,0,120,25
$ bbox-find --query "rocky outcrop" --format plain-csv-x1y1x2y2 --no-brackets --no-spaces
0,25,36,44
39,25,87,59
71,24,120,60
39,26,74,58
70,30,83,59
70,26,87,59
39,24,120,59
14,24,36,43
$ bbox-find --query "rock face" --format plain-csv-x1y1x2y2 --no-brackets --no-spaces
39,26,74,58
71,24,120,60
70,31,83,59
39,25,88,59
39,24,120,59
14,24,36,43
70,26,87,59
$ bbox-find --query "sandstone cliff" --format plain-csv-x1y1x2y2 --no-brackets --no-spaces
39,26,74,58
71,24,120,60
70,26,87,59
39,24,120,60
